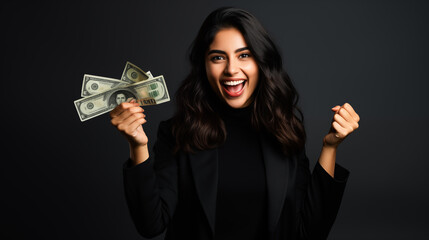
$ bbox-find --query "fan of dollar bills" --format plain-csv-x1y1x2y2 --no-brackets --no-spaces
74,62,170,122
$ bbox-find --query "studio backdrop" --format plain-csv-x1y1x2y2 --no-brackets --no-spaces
2,0,428,239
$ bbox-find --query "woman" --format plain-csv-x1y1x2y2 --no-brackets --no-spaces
110,7,360,240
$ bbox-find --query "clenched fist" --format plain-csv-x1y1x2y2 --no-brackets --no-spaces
323,103,360,148
110,99,148,148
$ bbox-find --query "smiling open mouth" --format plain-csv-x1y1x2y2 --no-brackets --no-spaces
221,80,246,97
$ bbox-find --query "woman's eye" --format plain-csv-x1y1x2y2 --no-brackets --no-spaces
211,56,224,61
239,53,250,58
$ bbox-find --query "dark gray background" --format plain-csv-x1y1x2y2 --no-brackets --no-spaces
2,0,428,239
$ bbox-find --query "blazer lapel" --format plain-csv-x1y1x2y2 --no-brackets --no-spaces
188,148,218,236
187,133,291,236
260,132,291,233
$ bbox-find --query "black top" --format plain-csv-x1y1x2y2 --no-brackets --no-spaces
215,104,268,239
122,104,350,239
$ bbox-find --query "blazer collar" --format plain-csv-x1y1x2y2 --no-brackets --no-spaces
189,148,218,236
260,131,292,233
189,132,291,235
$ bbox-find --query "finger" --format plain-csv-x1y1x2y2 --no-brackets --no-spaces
339,106,359,130
119,107,144,123
124,113,147,136
333,113,354,132
117,112,145,133
128,117,147,136
337,107,354,123
110,102,139,118
111,106,144,125
110,104,126,119
331,105,341,112
332,121,348,138
343,103,360,122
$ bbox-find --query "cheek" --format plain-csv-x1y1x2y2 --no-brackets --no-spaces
206,63,222,88
250,62,259,77
241,59,258,74
245,62,259,88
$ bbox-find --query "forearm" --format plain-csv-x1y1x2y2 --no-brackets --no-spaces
297,161,349,239
317,145,337,178
123,156,168,238
295,147,350,239
319,102,360,178
129,144,150,166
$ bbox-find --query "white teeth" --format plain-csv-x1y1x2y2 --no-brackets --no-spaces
222,80,245,86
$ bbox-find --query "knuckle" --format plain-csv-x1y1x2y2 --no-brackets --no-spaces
354,122,359,129
124,128,133,135
134,112,143,118
131,106,142,112
128,107,137,113
117,124,125,131
129,113,139,120
126,108,134,115
110,118,117,126
334,114,341,121
119,102,128,110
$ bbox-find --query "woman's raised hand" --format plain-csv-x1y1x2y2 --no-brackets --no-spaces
323,103,360,148
110,99,148,147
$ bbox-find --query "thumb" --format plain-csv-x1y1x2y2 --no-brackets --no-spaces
331,105,341,112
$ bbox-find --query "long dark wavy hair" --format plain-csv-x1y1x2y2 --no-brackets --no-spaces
172,7,306,156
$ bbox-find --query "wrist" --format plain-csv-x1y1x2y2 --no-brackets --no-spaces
129,143,149,165
322,138,340,150
129,141,148,149
318,144,337,178
322,143,338,151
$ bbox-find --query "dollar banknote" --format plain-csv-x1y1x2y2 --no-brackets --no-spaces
81,64,154,97
146,71,153,79
81,74,128,97
74,75,170,122
121,61,150,83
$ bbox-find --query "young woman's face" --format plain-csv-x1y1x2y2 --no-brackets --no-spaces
205,27,259,108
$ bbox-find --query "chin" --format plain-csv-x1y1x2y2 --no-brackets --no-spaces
224,98,249,109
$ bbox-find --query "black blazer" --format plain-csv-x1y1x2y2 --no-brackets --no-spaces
123,120,349,240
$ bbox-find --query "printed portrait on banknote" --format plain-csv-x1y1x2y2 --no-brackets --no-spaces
108,90,137,108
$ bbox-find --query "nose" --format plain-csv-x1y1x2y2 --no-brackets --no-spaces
224,58,239,76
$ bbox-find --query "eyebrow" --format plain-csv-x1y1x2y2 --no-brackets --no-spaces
207,47,249,55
